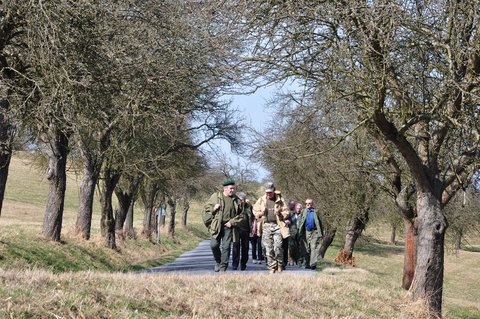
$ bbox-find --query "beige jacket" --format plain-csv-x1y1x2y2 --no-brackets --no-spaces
253,191,290,239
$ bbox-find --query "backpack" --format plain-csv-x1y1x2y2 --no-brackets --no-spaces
202,208,213,228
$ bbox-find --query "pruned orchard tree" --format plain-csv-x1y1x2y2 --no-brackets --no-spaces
0,4,27,215
227,1,480,316
257,95,378,264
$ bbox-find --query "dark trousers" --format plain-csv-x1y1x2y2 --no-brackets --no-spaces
232,229,250,269
282,237,289,267
210,226,232,270
250,235,264,260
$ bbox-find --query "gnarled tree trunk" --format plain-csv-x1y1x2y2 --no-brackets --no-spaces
42,127,69,242
100,168,120,249
402,219,416,290
319,228,336,259
167,196,176,237
75,154,102,240
412,191,446,315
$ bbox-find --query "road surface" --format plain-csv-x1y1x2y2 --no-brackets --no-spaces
140,240,315,275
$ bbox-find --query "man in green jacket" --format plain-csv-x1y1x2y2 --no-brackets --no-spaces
299,198,324,270
231,192,252,271
203,180,243,272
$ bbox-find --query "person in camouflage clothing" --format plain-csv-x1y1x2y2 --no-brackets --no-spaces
253,182,290,274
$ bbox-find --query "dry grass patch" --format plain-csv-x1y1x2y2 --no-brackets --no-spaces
0,268,410,318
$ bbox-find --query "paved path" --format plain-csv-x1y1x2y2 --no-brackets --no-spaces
140,240,315,275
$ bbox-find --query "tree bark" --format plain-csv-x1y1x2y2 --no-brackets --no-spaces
342,211,368,260
123,199,135,239
411,191,446,316
181,196,189,228
390,224,396,245
114,189,129,241
319,228,336,259
402,219,416,290
100,169,120,249
75,156,101,240
42,127,69,242
114,175,142,239
142,206,153,240
0,47,15,216
0,101,12,216
141,186,158,239
167,196,176,237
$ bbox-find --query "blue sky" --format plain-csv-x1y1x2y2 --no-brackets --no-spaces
204,85,278,181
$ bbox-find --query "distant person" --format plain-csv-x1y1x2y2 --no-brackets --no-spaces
203,180,243,272
250,199,264,265
288,202,305,266
253,182,290,273
231,192,252,270
299,198,324,270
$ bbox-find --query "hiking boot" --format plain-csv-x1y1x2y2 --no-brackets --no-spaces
277,265,283,273
268,268,275,274
214,263,220,272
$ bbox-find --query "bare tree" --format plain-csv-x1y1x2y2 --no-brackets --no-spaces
228,1,480,316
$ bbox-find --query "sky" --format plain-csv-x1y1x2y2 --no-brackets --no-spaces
205,85,278,182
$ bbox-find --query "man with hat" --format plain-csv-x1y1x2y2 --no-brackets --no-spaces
253,182,290,273
203,180,244,272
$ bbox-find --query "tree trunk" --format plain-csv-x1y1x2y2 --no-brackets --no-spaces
390,224,397,245
168,196,176,237
0,30,15,215
343,210,369,260
181,196,189,228
143,206,153,240
402,218,416,290
412,191,446,317
453,228,462,251
100,169,120,249
0,66,14,216
141,186,158,239
123,199,135,239
319,228,336,258
42,128,69,242
114,175,142,239
75,157,101,240
114,188,130,240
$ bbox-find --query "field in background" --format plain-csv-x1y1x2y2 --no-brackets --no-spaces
0,153,479,318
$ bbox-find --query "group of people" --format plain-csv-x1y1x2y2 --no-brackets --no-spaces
203,180,325,273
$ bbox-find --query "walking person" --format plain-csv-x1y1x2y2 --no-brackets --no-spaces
250,200,264,265
289,202,305,266
203,180,243,272
253,182,289,274
299,198,324,270
231,192,251,270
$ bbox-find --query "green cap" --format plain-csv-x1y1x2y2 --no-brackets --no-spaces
222,180,235,186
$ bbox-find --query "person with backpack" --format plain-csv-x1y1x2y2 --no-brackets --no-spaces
203,180,243,272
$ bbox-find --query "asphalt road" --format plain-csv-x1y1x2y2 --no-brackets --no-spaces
140,240,316,275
